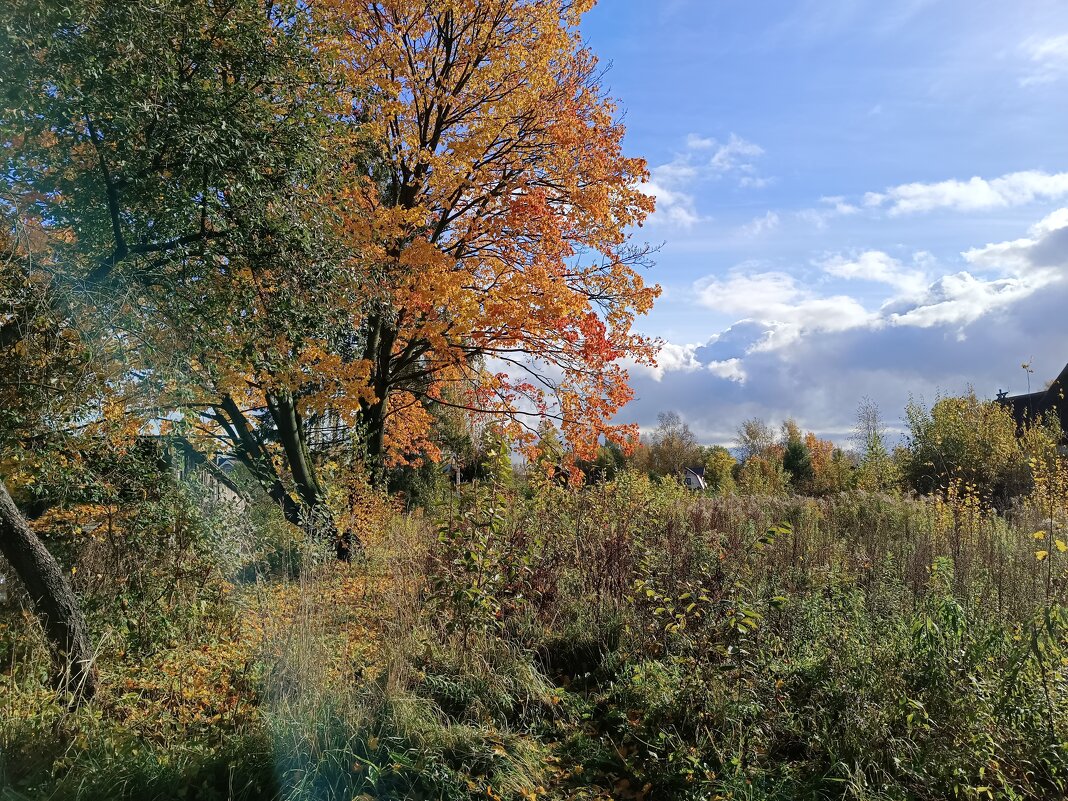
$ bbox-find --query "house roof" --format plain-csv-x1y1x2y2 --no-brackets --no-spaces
997,362,1068,436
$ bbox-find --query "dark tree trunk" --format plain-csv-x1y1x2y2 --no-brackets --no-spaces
361,397,388,466
359,312,396,477
267,391,325,511
212,394,355,560
266,391,355,560
0,477,96,704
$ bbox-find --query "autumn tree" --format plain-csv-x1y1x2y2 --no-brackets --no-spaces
737,454,790,496
532,418,565,477
737,418,776,462
327,0,659,467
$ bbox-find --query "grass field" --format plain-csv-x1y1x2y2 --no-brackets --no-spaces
3,472,1067,801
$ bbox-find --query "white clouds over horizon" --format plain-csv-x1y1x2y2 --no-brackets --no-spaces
622,205,1068,444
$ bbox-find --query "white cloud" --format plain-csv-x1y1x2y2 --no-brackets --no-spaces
665,208,1068,377
886,271,1055,328
693,268,873,349
693,268,797,312
655,341,701,374
620,210,1068,446
643,133,769,228
626,340,701,381
709,133,764,173
1020,34,1068,86
707,358,747,383
963,205,1068,275
820,250,929,294
864,170,1068,216
794,196,860,229
820,195,860,215
685,133,717,150
1031,207,1068,235
641,179,701,228
738,210,780,238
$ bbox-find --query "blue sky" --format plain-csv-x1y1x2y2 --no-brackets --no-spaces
581,0,1068,444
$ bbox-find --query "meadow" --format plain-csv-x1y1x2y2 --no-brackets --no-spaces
3,454,1066,801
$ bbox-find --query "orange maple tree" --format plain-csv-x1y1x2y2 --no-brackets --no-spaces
326,0,660,466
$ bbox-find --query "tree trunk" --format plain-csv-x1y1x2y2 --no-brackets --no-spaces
266,391,355,560
358,310,397,471
0,477,96,704
212,394,361,560
361,397,388,467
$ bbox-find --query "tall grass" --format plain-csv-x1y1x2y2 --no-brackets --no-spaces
2,470,1067,799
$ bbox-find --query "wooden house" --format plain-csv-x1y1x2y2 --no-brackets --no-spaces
683,466,707,490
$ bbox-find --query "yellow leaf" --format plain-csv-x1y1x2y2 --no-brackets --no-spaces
1056,540,1068,553
1036,550,1049,562
1033,531,1047,540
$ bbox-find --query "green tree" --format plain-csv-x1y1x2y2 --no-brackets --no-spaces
780,419,814,490
0,221,106,702
783,439,814,490
1,0,369,554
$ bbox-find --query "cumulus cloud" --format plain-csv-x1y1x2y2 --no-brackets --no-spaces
693,321,776,363
963,207,1068,274
864,170,1068,216
693,268,873,349
624,274,1068,446
885,271,1056,329
819,250,929,294
707,358,747,383
628,207,1068,440
623,340,701,382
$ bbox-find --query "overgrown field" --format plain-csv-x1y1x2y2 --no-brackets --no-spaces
3,472,1067,801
